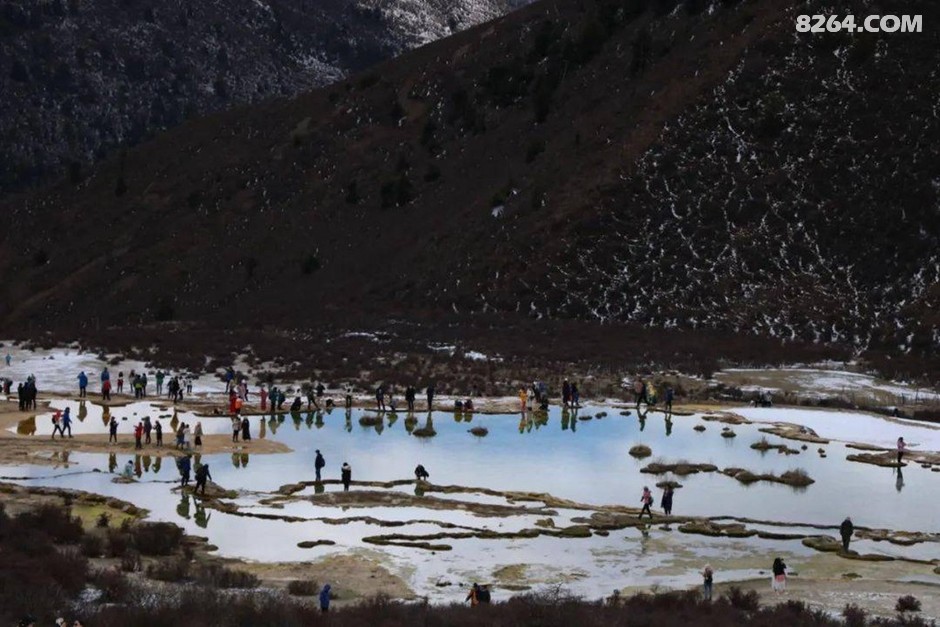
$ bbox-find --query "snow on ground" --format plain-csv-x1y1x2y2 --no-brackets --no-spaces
735,407,940,452
0,342,227,397
715,368,940,404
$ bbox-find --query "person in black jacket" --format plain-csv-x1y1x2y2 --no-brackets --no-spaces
840,517,854,551
341,462,352,491
315,450,326,482
195,463,212,495
415,464,430,481
661,486,674,516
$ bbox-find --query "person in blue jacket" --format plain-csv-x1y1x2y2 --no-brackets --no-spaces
101,368,110,383
77,372,88,398
319,584,331,613
61,407,73,438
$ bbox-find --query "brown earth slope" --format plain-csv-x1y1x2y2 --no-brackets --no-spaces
0,0,937,379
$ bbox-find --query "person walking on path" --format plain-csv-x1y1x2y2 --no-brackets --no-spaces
638,486,654,519
155,420,163,447
661,485,674,516
51,410,64,439
143,416,152,444
415,464,430,481
840,517,854,552
60,407,73,438
177,455,192,488
194,422,203,448
156,371,165,396
315,450,325,482
109,416,118,443
77,372,88,398
702,565,714,600
771,557,787,593
341,462,352,491
194,463,212,495
231,416,240,443
319,584,332,613
426,383,435,411
897,437,907,464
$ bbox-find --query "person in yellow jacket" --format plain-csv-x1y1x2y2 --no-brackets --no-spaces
465,582,480,606
519,388,528,413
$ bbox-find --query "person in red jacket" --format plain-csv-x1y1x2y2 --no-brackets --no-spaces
134,422,144,450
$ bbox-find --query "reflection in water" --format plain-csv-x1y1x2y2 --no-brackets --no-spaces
895,467,905,493
143,455,151,473
108,453,117,473
153,456,162,474
134,455,142,478
78,401,87,422
232,453,241,469
665,415,673,437
176,493,191,520
194,501,211,529
241,453,249,468
314,482,325,494
638,410,647,432
561,410,570,431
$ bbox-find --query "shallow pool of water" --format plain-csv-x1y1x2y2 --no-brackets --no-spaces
4,404,939,599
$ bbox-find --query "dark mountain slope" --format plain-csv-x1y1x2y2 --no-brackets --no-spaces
1,0,938,370
0,0,529,192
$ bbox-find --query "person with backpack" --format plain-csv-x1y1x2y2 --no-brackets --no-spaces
194,463,212,495
51,409,64,439
315,450,326,481
319,584,332,613
638,486,654,519
77,372,88,398
477,584,491,604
